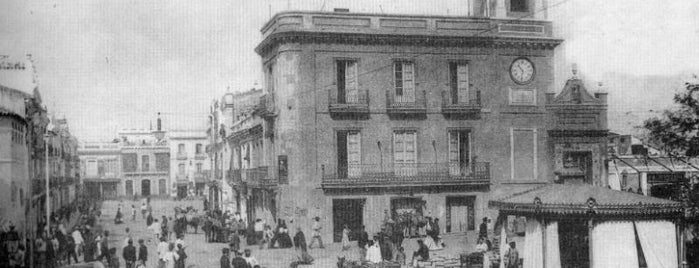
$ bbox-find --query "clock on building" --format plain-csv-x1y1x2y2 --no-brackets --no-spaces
510,57,535,85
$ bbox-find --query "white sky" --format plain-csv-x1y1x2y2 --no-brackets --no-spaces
1,0,698,141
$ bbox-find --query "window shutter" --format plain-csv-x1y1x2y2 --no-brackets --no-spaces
448,131,460,175
347,132,361,177
403,63,415,102
345,61,358,103
394,62,403,97
457,64,469,103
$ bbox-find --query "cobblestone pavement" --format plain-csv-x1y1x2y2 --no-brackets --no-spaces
95,199,479,268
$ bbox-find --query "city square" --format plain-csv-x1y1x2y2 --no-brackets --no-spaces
2,1,699,268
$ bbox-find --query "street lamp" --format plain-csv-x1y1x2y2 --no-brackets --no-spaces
44,133,50,233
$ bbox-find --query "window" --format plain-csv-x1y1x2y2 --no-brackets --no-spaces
337,131,362,178
196,163,203,173
336,60,359,104
393,131,417,176
448,130,471,176
141,155,150,171
155,153,170,171
510,0,528,12
267,64,275,93
97,160,105,176
449,62,470,104
510,128,537,180
123,153,137,172
195,144,203,154
178,163,185,175
509,88,536,105
394,61,415,103
178,144,185,155
87,160,98,176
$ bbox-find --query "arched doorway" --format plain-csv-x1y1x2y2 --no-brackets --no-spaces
141,179,151,196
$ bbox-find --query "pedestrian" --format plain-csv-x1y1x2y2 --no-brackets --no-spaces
108,247,120,268
220,248,231,268
161,216,169,241
157,237,169,268
13,244,26,268
175,244,187,268
341,224,351,251
162,243,179,268
504,242,519,268
357,225,369,261
293,227,307,252
366,239,382,264
35,232,47,268
141,203,148,220
260,225,273,249
100,231,110,262
411,239,429,267
230,250,249,268
137,239,148,268
308,216,324,249
66,234,79,264
229,232,240,253
124,228,132,249
123,239,137,268
254,219,264,247
168,217,175,241
71,228,84,260
147,213,154,227
242,249,259,268
132,205,137,222
479,217,488,239
150,219,162,241
175,234,185,249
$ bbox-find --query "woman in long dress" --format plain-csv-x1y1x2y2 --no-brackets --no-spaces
341,225,351,251
163,243,180,268
366,240,383,264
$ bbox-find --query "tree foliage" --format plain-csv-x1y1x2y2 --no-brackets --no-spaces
643,81,699,157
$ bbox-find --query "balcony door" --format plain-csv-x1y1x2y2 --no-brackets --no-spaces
337,131,362,178
337,60,358,104
448,130,471,176
394,62,415,104
449,62,469,104
394,131,417,176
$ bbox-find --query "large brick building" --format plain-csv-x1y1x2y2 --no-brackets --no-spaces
229,0,608,242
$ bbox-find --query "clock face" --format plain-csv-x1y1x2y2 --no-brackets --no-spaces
510,58,535,84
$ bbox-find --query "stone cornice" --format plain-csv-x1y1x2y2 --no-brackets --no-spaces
255,31,563,56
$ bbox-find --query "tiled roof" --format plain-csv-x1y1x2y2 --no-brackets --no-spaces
489,184,684,218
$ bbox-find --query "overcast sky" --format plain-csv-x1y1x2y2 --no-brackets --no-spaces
1,0,698,141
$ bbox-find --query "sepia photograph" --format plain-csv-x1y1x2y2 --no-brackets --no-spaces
1,0,699,267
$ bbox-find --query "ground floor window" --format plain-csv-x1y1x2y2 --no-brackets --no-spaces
125,180,133,196
158,179,166,195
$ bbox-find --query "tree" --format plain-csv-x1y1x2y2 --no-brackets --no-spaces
643,81,699,157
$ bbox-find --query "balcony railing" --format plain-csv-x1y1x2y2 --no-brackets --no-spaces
321,162,490,189
386,90,427,115
329,89,370,117
255,94,277,118
441,90,482,115
194,153,207,160
176,153,188,160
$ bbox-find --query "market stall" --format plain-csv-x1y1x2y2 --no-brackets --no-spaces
489,184,686,268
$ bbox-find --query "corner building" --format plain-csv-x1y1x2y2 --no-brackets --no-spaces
253,2,599,242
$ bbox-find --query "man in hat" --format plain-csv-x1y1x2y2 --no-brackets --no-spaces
308,216,324,249
219,248,231,268
122,239,137,268
230,250,249,268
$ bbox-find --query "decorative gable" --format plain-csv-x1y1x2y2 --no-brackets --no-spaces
552,78,604,105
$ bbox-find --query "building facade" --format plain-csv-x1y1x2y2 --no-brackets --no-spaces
119,127,170,198
240,0,610,242
169,130,210,198
0,84,32,234
79,141,122,198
